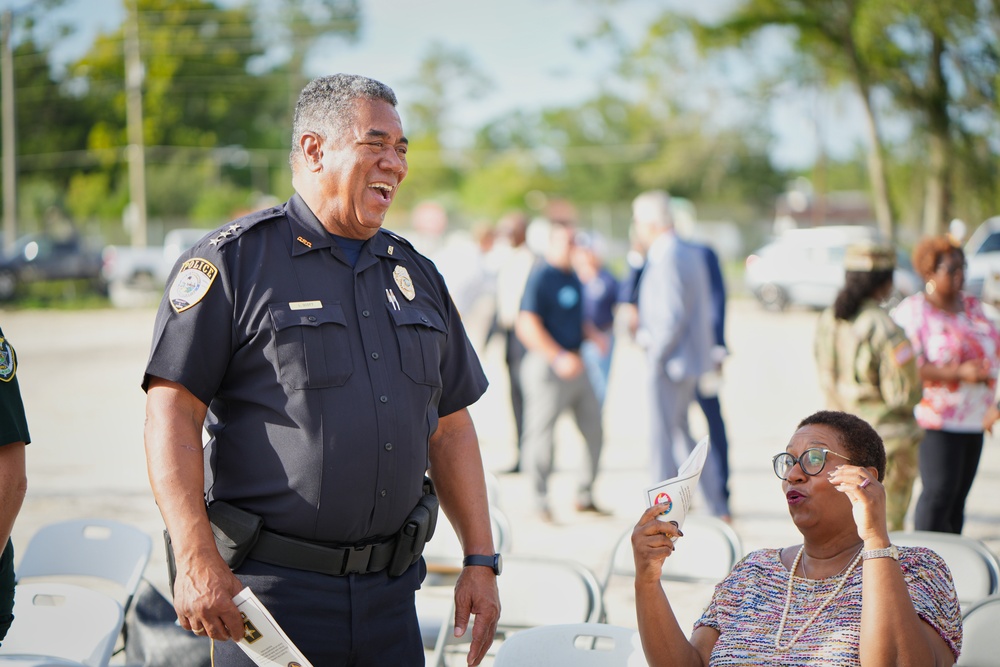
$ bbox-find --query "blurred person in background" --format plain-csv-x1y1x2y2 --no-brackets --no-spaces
572,231,617,408
0,325,28,645
815,242,923,531
516,219,607,520
491,211,536,473
689,237,733,520
632,191,729,519
892,235,1000,534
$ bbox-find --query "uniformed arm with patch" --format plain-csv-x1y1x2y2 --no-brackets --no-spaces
143,246,235,406
877,321,922,414
0,331,29,447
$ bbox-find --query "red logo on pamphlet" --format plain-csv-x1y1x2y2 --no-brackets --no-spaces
654,492,673,514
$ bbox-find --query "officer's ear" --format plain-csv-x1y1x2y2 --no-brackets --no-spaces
299,132,324,172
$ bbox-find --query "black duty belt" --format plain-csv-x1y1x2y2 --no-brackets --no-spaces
248,529,397,577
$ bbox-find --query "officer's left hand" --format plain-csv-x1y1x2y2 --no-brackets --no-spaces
452,565,500,666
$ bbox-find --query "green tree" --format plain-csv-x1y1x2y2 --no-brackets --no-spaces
666,0,1000,237
398,42,491,212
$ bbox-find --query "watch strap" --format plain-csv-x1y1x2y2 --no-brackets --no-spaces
463,553,500,575
862,545,899,561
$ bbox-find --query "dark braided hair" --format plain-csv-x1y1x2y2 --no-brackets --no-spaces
832,269,894,320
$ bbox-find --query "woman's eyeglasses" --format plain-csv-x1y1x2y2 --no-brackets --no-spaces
772,448,853,480
936,260,966,276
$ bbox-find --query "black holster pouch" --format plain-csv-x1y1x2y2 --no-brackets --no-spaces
387,476,439,577
206,500,264,569
163,500,263,594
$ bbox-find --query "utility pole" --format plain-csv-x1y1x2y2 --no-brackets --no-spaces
124,0,148,247
2,9,16,254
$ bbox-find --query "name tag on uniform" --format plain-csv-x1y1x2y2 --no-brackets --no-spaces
289,300,322,311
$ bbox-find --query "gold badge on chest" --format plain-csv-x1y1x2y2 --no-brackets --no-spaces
393,265,415,301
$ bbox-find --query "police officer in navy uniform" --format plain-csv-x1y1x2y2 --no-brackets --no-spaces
143,74,500,666
0,325,29,644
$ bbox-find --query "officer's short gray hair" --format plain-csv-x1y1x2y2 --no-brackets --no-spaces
289,74,398,168
632,190,674,229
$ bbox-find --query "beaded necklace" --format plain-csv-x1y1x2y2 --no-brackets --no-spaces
774,545,864,652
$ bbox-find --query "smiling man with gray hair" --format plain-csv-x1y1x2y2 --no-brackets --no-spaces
143,74,500,666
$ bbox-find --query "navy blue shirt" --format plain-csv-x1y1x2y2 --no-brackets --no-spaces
520,262,584,351
0,326,27,643
143,194,488,543
582,268,619,332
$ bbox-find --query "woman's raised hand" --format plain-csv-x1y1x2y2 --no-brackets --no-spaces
828,464,889,544
632,504,684,584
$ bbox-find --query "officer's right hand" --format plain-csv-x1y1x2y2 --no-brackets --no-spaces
173,549,245,642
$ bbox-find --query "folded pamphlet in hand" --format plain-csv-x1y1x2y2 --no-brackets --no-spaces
232,587,314,667
644,436,710,534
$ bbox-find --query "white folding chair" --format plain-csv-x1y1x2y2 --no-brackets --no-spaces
957,594,1000,666
0,583,124,667
889,531,1000,611
421,507,511,579
418,506,512,662
427,555,605,667
493,623,647,667
15,519,152,615
599,514,742,628
602,514,743,590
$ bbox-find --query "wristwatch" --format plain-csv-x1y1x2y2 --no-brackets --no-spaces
862,545,899,561
463,553,503,575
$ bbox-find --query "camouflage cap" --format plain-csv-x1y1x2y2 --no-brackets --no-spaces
844,242,896,272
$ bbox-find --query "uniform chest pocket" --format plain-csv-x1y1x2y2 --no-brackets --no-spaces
269,303,353,389
389,306,446,387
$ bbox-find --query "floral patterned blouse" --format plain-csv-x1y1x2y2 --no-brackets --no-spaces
694,547,962,666
892,292,1000,431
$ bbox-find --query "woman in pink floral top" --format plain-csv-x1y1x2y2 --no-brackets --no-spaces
891,235,1000,533
632,411,961,666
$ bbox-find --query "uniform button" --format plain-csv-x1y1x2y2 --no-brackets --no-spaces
420,316,428,323
384,442,393,451
380,395,388,403
362,310,370,317
307,316,317,322
381,489,387,497
371,352,379,360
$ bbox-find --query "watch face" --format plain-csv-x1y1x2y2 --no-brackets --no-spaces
494,553,503,576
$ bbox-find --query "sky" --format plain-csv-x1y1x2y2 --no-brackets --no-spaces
1,0,872,170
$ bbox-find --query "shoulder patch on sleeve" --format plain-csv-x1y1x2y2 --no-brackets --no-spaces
892,340,914,367
0,336,17,382
169,257,218,313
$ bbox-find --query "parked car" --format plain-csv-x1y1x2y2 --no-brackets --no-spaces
744,225,923,311
963,216,1000,299
0,232,106,300
101,227,209,307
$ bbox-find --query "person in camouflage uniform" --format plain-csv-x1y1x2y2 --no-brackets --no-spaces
815,242,922,531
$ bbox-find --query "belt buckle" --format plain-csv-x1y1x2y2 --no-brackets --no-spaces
343,544,373,574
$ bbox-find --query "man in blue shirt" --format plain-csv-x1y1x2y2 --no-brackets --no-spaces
516,220,606,521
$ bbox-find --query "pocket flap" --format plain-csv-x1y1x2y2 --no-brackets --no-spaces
389,306,446,333
270,302,347,332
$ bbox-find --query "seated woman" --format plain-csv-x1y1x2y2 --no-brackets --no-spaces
632,410,962,666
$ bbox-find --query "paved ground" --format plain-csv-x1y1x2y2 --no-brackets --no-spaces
4,297,999,660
